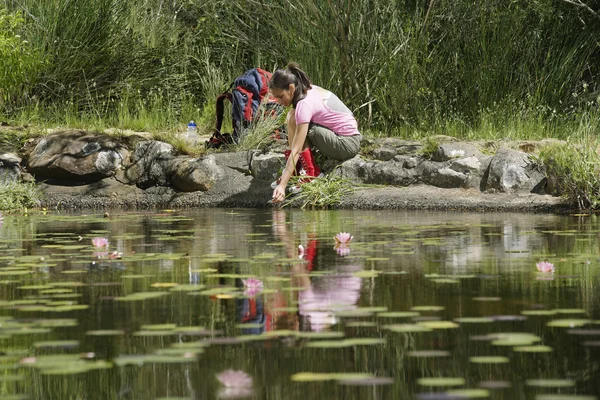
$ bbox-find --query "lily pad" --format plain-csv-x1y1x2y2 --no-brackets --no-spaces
469,356,510,364
291,372,375,382
377,311,420,318
547,319,592,328
410,306,445,312
306,338,385,348
416,321,459,330
446,389,490,398
513,345,553,353
384,324,432,333
417,377,465,386
525,379,576,388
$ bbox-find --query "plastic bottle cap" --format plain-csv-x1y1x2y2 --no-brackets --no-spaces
188,121,197,127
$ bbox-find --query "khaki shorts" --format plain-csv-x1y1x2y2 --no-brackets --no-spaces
306,124,361,161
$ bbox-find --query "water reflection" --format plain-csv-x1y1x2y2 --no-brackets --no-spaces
0,209,598,399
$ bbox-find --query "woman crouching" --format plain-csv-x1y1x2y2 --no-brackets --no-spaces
268,62,361,203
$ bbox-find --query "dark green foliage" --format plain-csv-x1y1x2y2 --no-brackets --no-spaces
1,0,599,137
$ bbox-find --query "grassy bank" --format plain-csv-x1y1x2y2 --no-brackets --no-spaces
1,0,599,141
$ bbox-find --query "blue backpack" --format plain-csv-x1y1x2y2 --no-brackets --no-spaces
206,68,283,148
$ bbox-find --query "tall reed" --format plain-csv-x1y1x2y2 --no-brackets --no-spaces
1,0,598,141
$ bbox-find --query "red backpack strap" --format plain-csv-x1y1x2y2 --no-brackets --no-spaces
236,86,254,121
255,68,272,97
215,92,232,134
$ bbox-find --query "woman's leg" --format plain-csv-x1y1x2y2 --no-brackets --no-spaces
307,124,361,161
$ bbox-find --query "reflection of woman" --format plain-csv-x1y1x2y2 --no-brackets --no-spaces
272,210,363,331
297,265,362,331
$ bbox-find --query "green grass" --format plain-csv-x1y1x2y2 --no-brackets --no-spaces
536,139,600,211
0,181,42,211
283,173,354,209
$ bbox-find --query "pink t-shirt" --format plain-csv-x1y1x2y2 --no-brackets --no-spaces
295,86,360,136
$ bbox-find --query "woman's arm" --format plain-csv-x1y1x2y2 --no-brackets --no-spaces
272,122,309,203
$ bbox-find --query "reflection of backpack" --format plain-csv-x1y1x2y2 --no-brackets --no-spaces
206,68,283,149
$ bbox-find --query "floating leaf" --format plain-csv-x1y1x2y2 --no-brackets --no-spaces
384,324,432,333
306,338,385,348
525,379,575,388
113,355,196,366
410,306,445,312
513,345,553,353
86,330,125,336
535,395,597,400
114,292,169,301
446,389,490,398
417,321,459,330
291,372,375,382
377,311,420,318
521,310,557,316
547,319,592,328
408,350,450,358
34,340,79,349
455,317,494,323
417,377,465,386
469,356,510,364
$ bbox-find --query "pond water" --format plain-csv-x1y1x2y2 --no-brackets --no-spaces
0,208,599,400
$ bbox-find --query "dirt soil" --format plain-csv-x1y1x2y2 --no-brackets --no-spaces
39,178,574,213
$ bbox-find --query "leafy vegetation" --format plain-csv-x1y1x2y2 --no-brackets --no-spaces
536,140,600,210
0,181,42,211
0,0,598,141
284,173,354,209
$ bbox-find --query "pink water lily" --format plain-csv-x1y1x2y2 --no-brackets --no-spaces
335,244,351,257
242,278,263,297
91,237,109,248
536,261,555,273
216,369,253,388
216,369,254,399
334,232,353,244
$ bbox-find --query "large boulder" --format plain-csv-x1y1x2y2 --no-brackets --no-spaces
0,151,21,183
485,147,546,193
370,138,422,161
124,141,176,188
23,131,129,182
170,155,223,192
333,156,419,186
432,142,483,162
250,152,285,181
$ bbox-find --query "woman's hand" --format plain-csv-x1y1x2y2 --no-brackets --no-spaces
272,184,286,203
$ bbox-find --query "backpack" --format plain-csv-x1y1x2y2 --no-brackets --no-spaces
205,67,284,149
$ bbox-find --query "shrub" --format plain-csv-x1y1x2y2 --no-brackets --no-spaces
0,181,42,211
537,140,600,210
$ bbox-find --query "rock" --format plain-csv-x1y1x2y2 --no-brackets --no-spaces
449,156,489,189
250,152,284,180
432,142,483,162
421,160,468,188
372,147,397,161
0,151,22,183
370,159,419,186
335,156,418,186
485,147,546,193
124,140,176,188
170,155,223,192
332,156,368,183
23,130,129,182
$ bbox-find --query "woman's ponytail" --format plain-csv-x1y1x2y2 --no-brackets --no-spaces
269,62,312,107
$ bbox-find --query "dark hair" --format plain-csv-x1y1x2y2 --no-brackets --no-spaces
269,62,312,107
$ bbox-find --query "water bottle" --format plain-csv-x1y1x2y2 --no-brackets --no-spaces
187,120,197,133
185,120,198,143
